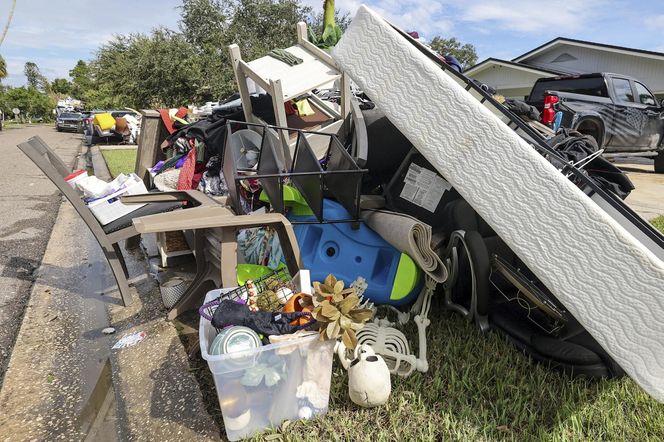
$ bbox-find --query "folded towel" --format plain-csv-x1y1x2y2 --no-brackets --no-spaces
268,48,303,66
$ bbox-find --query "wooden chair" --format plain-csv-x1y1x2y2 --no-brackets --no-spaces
229,22,351,165
17,136,218,306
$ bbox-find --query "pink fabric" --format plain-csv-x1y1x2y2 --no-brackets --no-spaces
159,107,189,134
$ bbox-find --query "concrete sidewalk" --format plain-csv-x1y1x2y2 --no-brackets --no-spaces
0,146,219,440
0,190,113,439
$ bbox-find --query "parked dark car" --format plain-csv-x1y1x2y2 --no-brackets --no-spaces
527,73,664,173
55,112,84,133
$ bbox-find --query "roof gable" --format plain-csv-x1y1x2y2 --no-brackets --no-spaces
513,37,664,63
465,57,568,77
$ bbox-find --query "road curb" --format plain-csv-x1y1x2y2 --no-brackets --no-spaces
90,145,113,181
99,144,138,151
0,144,115,439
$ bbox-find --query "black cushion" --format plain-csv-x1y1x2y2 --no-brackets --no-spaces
102,201,183,234
531,335,603,365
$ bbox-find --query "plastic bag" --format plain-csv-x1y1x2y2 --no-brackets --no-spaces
76,173,132,199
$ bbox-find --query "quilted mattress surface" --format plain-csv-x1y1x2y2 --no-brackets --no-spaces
332,5,664,401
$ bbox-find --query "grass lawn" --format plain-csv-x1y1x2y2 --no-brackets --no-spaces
2,121,27,130
188,216,664,441
651,215,664,234
2,121,51,130
100,148,137,178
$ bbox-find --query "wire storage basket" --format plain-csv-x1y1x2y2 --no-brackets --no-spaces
222,121,367,224
199,267,296,333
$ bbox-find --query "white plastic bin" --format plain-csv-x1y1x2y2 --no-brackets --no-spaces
199,288,334,441
64,169,88,188
87,173,148,225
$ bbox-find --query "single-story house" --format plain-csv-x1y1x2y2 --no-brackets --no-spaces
466,37,664,100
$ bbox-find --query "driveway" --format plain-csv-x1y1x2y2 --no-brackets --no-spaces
0,125,81,384
618,159,664,221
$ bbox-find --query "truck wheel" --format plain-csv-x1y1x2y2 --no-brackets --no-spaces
655,152,664,174
576,120,602,148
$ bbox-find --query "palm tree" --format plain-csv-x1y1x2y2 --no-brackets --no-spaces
0,0,17,81
0,0,17,46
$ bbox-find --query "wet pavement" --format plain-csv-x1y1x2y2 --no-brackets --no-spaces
0,125,82,385
0,138,218,440
0,177,114,439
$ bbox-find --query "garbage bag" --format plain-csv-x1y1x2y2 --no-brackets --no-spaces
76,173,132,200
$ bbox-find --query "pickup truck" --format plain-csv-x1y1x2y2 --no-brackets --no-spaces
527,73,664,173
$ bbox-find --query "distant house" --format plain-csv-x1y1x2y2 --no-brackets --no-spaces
466,37,664,100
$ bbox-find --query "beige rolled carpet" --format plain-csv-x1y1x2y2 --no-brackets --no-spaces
362,210,448,283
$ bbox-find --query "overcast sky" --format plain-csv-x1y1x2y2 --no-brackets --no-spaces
2,0,664,87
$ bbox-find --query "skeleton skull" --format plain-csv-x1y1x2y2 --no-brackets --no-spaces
347,344,391,407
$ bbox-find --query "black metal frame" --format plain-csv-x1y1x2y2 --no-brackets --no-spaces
223,120,368,225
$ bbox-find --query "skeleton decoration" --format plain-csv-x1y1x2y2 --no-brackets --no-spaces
350,276,375,310
356,323,418,376
354,276,437,377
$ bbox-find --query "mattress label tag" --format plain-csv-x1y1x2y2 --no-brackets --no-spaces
400,163,451,212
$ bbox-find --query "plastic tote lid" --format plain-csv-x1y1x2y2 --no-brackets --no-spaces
65,169,87,180
209,326,262,356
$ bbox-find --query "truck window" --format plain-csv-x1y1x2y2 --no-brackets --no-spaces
613,78,634,103
634,81,656,106
529,77,608,102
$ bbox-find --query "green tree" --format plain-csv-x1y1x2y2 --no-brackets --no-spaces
24,61,40,88
179,0,230,101
69,60,93,100
224,0,311,62
1,86,54,121
88,28,204,108
179,0,312,101
24,61,50,92
179,0,229,49
68,0,319,108
51,78,72,95
429,36,478,70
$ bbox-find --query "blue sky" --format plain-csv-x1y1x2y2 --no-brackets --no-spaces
1,0,663,87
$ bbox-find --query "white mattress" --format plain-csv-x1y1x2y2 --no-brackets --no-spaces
332,5,664,401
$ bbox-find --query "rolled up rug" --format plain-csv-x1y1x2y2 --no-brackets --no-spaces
361,209,448,283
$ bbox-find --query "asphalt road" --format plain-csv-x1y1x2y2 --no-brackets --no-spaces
0,125,81,384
